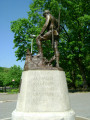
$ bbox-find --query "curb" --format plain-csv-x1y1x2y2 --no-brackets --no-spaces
0,118,11,120
0,100,16,103
76,116,89,120
0,93,8,95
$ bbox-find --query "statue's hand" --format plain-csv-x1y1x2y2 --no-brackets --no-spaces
40,33,44,36
37,34,41,39
39,34,41,36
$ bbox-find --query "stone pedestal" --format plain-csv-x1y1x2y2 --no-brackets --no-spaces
12,70,75,120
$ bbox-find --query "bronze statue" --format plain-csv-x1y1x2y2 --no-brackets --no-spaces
36,10,60,67
24,10,62,70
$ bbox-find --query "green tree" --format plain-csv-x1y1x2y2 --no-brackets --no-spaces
0,66,22,91
8,65,22,87
60,0,90,88
0,67,10,92
0,67,3,87
11,0,90,89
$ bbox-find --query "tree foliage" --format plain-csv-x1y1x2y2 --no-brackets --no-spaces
0,65,22,88
8,65,22,87
11,0,90,89
0,67,10,87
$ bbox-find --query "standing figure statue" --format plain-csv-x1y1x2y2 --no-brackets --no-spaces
36,10,60,67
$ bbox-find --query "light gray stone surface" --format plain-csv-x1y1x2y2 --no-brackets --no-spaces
12,109,75,120
0,93,90,119
12,70,75,120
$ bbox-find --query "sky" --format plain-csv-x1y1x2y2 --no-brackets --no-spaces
0,0,33,69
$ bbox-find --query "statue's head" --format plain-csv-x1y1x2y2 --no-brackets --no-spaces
43,10,50,17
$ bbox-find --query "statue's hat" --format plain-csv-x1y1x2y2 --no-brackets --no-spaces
43,10,50,16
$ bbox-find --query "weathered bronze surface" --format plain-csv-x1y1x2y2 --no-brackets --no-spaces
24,10,63,70
24,49,63,70
36,10,60,67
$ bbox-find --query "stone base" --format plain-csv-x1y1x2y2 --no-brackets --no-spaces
12,70,75,120
12,109,75,120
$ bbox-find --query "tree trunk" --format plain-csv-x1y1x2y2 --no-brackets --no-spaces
4,85,6,92
71,70,76,89
2,86,3,92
77,58,88,89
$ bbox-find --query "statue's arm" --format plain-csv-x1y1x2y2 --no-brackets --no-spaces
40,15,50,35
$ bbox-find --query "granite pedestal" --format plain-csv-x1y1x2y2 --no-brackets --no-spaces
12,70,75,120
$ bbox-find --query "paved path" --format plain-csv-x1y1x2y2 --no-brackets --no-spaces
0,101,16,119
0,93,17,102
69,92,90,119
0,92,90,120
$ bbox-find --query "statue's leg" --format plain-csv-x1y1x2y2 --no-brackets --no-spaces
40,30,52,41
36,35,43,57
54,39,60,67
36,31,52,57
